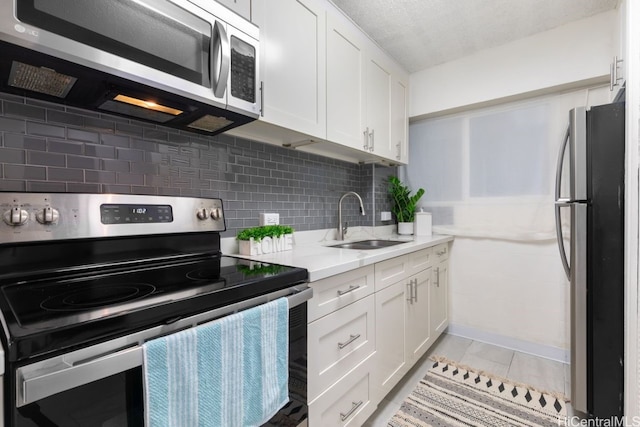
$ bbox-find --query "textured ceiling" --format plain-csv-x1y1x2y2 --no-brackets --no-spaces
331,0,619,73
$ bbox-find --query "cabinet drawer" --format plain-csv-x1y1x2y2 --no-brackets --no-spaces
308,353,377,426
433,243,449,261
308,266,374,322
308,294,375,402
374,254,409,291
407,248,433,275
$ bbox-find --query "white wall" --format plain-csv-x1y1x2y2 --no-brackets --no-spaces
410,10,617,119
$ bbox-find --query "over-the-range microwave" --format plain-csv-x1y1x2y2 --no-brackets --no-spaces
0,0,260,135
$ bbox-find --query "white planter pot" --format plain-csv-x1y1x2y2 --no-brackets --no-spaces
238,234,293,255
397,222,414,235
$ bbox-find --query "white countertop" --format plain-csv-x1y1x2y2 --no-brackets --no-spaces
223,226,453,282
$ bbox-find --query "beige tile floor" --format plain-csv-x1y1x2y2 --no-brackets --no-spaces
363,333,570,426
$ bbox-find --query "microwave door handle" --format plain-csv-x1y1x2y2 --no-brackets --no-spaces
212,21,230,99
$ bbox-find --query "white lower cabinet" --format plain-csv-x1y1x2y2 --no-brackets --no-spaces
430,244,450,340
372,266,431,402
308,353,377,426
307,242,450,426
308,294,375,401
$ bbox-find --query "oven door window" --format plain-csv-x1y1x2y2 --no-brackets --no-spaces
15,369,144,427
17,0,211,86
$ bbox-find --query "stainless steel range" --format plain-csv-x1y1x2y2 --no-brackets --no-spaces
0,193,310,427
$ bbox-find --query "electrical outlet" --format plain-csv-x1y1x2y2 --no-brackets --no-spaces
259,213,280,225
381,211,392,221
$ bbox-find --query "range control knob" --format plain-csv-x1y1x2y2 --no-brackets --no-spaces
3,207,29,226
36,207,60,224
196,208,209,220
210,208,221,220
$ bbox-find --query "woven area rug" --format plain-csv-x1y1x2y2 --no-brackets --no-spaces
388,356,568,427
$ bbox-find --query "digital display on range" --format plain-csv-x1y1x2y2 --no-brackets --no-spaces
100,204,173,224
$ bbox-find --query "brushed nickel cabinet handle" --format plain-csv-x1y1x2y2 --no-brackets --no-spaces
435,267,440,287
338,333,361,349
337,284,360,296
363,128,369,151
340,400,364,421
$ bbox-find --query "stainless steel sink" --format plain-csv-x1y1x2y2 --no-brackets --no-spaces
329,239,407,250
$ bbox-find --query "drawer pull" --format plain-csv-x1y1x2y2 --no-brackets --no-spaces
337,333,361,349
437,249,447,256
337,285,360,296
435,267,440,287
340,400,364,421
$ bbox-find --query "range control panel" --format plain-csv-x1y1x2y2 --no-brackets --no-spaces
0,193,226,244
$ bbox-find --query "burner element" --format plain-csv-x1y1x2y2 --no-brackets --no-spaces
186,268,221,281
41,283,156,311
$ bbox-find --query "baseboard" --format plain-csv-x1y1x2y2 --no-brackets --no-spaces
446,323,569,364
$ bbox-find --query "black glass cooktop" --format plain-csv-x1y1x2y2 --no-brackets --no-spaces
0,255,308,362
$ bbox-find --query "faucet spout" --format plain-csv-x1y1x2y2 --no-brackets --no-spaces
337,191,366,241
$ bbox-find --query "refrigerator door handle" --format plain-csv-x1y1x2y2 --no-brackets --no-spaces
555,126,571,280
571,202,589,414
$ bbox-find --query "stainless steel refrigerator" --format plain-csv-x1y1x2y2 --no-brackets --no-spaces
554,102,625,417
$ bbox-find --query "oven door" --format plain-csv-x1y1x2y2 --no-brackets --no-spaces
10,287,311,427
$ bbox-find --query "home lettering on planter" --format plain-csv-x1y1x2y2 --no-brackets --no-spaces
240,234,293,255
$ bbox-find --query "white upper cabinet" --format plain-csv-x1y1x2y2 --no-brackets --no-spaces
326,12,366,150
217,0,252,20
235,0,409,164
252,0,327,139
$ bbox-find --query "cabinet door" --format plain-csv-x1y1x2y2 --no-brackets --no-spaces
373,280,407,402
217,0,251,20
406,269,432,363
431,258,449,338
326,12,366,150
390,74,408,164
365,51,393,159
253,0,326,138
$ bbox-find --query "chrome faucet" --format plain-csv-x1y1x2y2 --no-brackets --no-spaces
337,191,366,240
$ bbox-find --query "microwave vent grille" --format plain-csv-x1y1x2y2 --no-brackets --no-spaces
187,115,233,132
8,61,77,98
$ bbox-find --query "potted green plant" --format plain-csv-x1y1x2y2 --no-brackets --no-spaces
237,225,294,255
388,176,425,235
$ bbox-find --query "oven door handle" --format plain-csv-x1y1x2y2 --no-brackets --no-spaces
17,346,143,408
16,286,312,407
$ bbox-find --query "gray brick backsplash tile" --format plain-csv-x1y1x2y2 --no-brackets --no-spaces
27,151,65,167
49,139,83,155
102,134,130,148
27,122,65,138
27,181,66,192
0,117,26,134
158,187,181,196
84,117,115,133
103,159,130,173
130,162,158,175
85,144,115,159
4,165,46,180
131,186,157,195
67,183,101,193
68,128,99,144
26,98,65,111
86,170,116,184
67,155,101,170
4,102,45,121
48,167,84,182
116,148,144,162
115,122,144,137
0,95,395,236
0,147,26,164
0,179,26,191
101,184,132,194
117,173,144,185
143,128,168,142
47,110,85,127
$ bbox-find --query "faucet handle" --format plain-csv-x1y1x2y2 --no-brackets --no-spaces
343,222,348,235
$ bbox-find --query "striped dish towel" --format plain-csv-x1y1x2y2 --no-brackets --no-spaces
143,297,289,427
